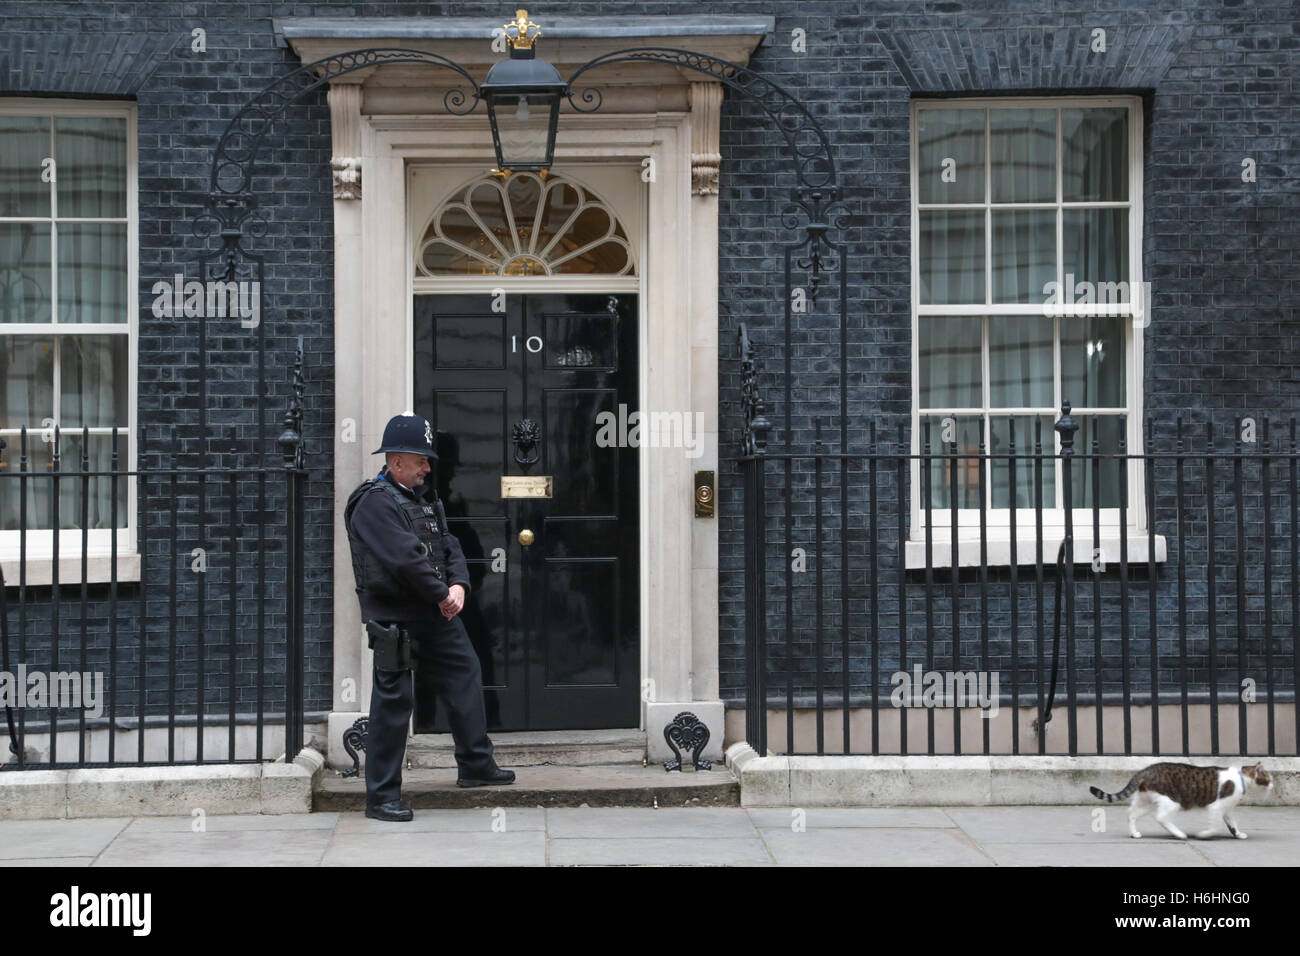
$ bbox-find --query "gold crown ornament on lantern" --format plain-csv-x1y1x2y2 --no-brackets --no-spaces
504,10,542,52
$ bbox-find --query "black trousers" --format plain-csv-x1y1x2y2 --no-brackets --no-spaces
365,614,495,806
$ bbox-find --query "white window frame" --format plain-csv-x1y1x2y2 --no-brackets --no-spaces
0,98,138,583
907,95,1162,568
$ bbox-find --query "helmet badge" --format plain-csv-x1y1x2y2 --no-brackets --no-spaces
424,421,434,447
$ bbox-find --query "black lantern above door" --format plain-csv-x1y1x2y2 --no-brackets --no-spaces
481,10,568,172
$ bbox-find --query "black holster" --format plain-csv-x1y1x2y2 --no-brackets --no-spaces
366,620,416,673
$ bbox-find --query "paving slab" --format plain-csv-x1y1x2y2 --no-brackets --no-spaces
547,836,771,866
123,812,341,832
1182,834,1300,866
1,857,95,866
91,825,333,866
321,829,546,866
747,807,957,829
0,818,132,860
946,805,1300,845
980,842,1215,866
945,806,1139,844
1199,807,1300,831
544,807,757,839
333,807,545,834
760,827,994,866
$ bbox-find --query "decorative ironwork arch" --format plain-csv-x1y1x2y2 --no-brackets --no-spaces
196,48,480,273
567,47,837,191
189,49,482,475
562,47,852,461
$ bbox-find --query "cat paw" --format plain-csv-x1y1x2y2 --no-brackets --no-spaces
1129,831,1142,839
1234,831,1248,840
1195,830,1217,839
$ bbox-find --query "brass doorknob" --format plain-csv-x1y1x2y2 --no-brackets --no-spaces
518,528,535,547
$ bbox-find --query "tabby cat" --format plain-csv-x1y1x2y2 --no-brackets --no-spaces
1089,762,1273,840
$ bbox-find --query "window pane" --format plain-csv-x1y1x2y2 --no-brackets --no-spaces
1066,415,1126,509
0,438,53,530
60,334,128,427
921,414,983,510
990,108,1056,203
989,316,1052,408
919,210,985,304
992,209,1055,303
919,317,980,409
55,431,129,529
54,116,127,219
1062,108,1127,202
1,432,127,531
536,181,579,254
0,222,52,323
0,115,51,217
1061,317,1125,408
989,415,1055,509
1063,208,1128,292
917,109,984,204
0,335,54,427
56,223,127,323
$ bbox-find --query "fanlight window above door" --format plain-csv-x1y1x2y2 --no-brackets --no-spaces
417,171,635,277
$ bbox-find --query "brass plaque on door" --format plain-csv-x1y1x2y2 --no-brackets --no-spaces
501,475,553,498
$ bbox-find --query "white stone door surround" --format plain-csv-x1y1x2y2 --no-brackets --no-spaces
273,15,774,765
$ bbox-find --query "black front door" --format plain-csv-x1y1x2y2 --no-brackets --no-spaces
413,292,640,730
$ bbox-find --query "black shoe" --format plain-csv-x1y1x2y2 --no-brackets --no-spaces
456,765,516,788
365,800,414,822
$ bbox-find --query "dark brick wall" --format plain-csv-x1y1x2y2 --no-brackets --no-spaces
715,0,1300,714
1,1,1296,728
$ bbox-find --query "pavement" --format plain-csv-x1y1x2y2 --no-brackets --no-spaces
1,805,1297,866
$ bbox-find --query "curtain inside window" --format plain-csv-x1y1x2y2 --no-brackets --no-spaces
989,316,1052,408
1068,414,1125,509
920,210,984,304
54,116,126,218
992,209,1055,303
0,115,50,218
922,414,982,510
919,316,980,409
989,415,1055,508
1062,108,1127,202
57,223,127,324
990,109,1056,203
0,223,51,324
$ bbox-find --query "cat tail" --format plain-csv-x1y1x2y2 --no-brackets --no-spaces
1089,776,1139,803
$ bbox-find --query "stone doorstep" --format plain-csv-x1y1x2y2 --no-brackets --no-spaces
314,763,740,810
405,728,648,769
726,744,1300,808
0,748,326,821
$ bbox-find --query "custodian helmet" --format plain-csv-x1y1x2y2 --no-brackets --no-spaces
373,412,439,460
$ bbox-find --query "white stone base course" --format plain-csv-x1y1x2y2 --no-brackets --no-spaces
725,744,1300,807
0,747,325,820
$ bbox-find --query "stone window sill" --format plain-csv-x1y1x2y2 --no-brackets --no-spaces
904,531,1167,570
1,553,142,587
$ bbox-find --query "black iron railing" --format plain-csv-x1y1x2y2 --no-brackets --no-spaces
737,334,1299,758
0,351,308,771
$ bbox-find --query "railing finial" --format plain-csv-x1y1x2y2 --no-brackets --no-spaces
1055,400,1078,455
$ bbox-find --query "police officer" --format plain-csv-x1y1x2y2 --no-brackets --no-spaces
345,412,514,822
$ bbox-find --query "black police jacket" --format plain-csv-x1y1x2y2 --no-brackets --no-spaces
345,469,472,622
